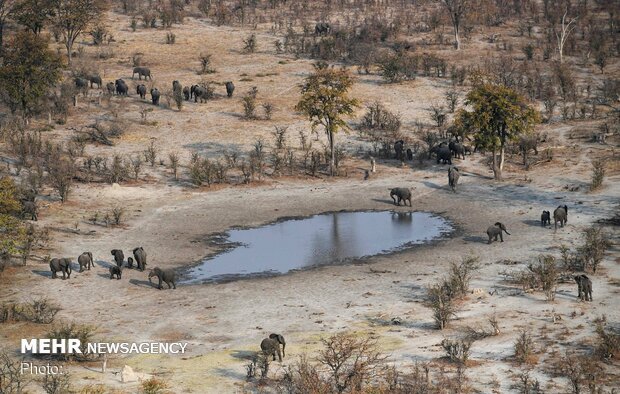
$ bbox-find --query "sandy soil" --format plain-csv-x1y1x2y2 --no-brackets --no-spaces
0,8,619,394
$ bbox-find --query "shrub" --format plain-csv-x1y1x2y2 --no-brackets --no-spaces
168,152,179,180
595,322,620,360
446,256,480,298
590,160,605,191
111,206,124,225
243,34,257,53
262,102,274,120
46,322,95,361
144,140,158,167
577,227,610,273
427,282,456,330
198,53,214,74
242,90,258,119
514,330,534,364
441,339,471,365
165,32,175,45
42,372,71,394
527,255,558,301
140,377,168,394
0,352,28,393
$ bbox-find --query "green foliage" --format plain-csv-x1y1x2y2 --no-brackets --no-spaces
0,31,62,120
12,0,55,35
454,83,540,180
295,64,359,175
0,177,27,261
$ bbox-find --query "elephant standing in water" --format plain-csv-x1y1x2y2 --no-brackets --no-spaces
260,334,286,361
486,222,510,244
50,258,72,279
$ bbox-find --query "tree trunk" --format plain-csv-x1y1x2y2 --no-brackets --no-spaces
66,38,73,65
453,21,461,50
492,147,500,180
329,130,335,176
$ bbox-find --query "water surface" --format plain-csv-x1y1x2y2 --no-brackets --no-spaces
182,210,452,283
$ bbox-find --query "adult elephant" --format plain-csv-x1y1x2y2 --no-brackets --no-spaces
314,22,331,36
150,88,160,105
225,81,235,98
194,86,209,103
50,258,72,279
390,187,412,207
394,140,405,161
21,201,37,221
553,205,568,230
88,75,102,88
148,267,177,289
448,167,460,192
486,222,510,244
172,80,182,92
449,141,466,160
136,84,147,99
260,334,286,362
574,274,592,301
115,79,128,96
431,145,452,165
133,247,147,271
132,67,152,80
111,249,124,267
77,252,93,272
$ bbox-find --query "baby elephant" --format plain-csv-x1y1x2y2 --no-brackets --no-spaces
390,188,412,207
148,267,177,290
77,252,94,272
448,167,460,192
260,334,286,362
127,257,134,269
109,266,122,280
486,222,510,244
541,210,551,227
50,258,72,279
574,274,592,301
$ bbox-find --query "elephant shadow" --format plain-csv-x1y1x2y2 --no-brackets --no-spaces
371,198,398,206
230,350,256,361
462,235,488,244
420,180,443,190
523,219,546,227
32,270,52,278
96,260,114,269
97,273,114,280
129,279,156,288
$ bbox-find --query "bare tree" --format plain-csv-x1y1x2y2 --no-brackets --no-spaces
437,0,469,50
52,0,106,65
555,10,578,64
0,0,16,49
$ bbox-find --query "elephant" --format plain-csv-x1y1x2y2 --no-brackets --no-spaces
111,249,124,267
172,80,182,92
77,252,93,272
541,210,551,227
463,145,473,155
390,188,412,207
193,86,209,103
260,334,286,362
182,86,190,101
75,77,89,90
449,141,466,160
50,258,72,279
394,140,405,161
136,84,147,99
314,22,331,35
430,145,452,165
406,148,413,161
553,205,568,230
115,79,128,95
574,274,592,301
88,75,102,88
21,201,37,221
133,247,147,271
132,67,152,80
127,257,134,269
106,82,115,95
190,84,198,99
448,166,460,192
148,267,177,289
151,88,160,105
487,222,510,244
109,266,122,280
225,81,235,97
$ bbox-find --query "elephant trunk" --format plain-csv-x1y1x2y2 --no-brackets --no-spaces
503,229,511,235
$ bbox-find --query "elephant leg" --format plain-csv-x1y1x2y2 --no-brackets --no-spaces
172,281,176,289
158,278,163,290
499,233,503,242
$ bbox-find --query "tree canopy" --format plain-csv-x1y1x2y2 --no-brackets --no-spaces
0,31,62,121
295,63,359,175
455,83,540,180
0,177,25,261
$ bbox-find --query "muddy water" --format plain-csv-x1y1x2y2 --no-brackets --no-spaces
182,211,452,283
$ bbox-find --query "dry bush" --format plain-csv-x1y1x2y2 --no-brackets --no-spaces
47,157,75,203
446,256,480,298
427,282,456,330
143,140,158,167
577,227,610,273
165,32,176,45
111,206,125,225
168,152,180,180
595,322,620,361
140,377,168,394
198,53,215,74
45,323,95,362
527,255,558,301
42,372,71,394
243,34,257,53
358,102,401,158
242,87,259,119
0,352,29,393
441,339,472,365
590,160,605,191
514,330,535,364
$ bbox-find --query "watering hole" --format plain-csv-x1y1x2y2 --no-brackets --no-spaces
182,210,453,284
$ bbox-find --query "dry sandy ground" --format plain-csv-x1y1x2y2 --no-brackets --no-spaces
1,9,619,394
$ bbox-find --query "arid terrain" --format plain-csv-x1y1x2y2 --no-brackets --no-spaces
0,1,619,393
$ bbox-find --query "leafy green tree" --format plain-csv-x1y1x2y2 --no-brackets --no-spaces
0,31,62,121
0,0,17,50
295,64,359,176
455,83,540,180
52,0,107,65
0,177,26,262
11,0,54,35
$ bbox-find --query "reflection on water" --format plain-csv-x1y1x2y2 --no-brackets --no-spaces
182,211,452,283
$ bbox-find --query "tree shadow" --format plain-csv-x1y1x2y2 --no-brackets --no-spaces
214,367,247,381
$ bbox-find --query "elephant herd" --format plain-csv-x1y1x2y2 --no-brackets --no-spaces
48,246,176,290
75,67,235,106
